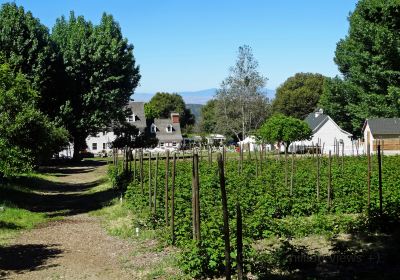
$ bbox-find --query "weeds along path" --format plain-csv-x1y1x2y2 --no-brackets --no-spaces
0,161,148,280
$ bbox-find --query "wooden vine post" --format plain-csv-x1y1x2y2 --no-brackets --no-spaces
377,142,383,216
154,153,159,214
285,147,288,190
316,143,320,200
171,153,177,244
328,151,332,210
165,150,170,226
217,153,231,280
140,149,144,194
254,147,259,177
133,150,137,182
290,149,295,196
236,201,243,280
367,142,371,210
192,153,200,240
148,152,152,209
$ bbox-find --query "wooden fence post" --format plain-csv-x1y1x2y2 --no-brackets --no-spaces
367,143,371,210
192,153,201,240
290,149,295,196
316,143,320,200
217,153,231,280
171,153,176,244
154,153,159,214
140,149,144,194
148,152,152,209
237,201,243,280
328,151,332,210
165,150,170,226
377,142,383,216
133,149,137,182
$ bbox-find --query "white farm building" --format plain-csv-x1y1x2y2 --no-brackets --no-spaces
293,109,355,155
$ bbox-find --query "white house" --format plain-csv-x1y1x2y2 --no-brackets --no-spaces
293,109,354,155
363,118,400,155
238,136,273,152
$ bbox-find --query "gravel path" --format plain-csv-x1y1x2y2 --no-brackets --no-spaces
0,161,155,280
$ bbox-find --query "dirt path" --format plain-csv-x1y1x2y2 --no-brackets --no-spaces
0,161,153,280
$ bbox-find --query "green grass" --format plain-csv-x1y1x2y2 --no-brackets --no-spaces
91,201,188,279
0,201,47,245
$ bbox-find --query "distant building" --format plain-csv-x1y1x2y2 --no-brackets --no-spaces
293,109,354,155
363,118,400,155
152,113,183,149
85,102,183,155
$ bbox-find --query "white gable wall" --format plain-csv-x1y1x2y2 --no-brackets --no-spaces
86,131,116,154
294,117,354,155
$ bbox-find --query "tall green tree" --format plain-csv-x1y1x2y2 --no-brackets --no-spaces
0,62,68,176
144,92,195,129
320,0,400,135
258,114,312,152
52,12,140,159
272,73,326,119
215,45,271,141
198,99,218,133
0,3,66,118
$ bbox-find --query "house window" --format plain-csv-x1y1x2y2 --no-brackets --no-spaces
166,124,173,133
151,124,157,133
172,142,177,147
128,115,134,122
92,143,97,150
103,143,106,150
160,142,164,147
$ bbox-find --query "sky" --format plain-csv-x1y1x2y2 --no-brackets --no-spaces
2,0,358,93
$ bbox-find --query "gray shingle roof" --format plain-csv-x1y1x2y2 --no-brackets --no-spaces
366,118,400,135
154,118,183,142
127,102,147,130
304,112,329,132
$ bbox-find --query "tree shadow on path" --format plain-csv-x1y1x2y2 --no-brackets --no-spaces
0,160,120,217
0,244,62,278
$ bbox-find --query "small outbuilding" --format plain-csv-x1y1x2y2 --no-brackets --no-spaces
293,109,354,155
363,118,400,154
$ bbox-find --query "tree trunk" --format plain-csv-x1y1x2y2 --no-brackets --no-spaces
72,134,86,161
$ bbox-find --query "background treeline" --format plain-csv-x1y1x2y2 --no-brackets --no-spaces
0,3,140,175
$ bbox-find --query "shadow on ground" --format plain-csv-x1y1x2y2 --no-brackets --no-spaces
0,244,62,277
253,216,400,280
0,160,120,217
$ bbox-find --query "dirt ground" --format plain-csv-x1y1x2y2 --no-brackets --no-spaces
0,161,172,280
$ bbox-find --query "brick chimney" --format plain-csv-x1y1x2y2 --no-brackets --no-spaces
171,112,180,124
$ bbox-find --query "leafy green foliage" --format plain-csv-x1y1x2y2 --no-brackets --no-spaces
258,114,312,150
320,0,400,136
0,3,66,119
52,12,140,159
0,63,68,176
198,99,217,133
145,92,195,130
121,154,400,278
215,45,270,141
272,73,326,119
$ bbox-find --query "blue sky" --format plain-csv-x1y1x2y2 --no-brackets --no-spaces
2,0,358,93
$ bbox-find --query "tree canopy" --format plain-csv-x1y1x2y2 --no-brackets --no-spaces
320,0,400,136
144,92,195,129
0,62,68,176
215,45,271,141
52,12,140,159
258,114,312,152
0,3,66,119
272,73,326,119
198,99,218,134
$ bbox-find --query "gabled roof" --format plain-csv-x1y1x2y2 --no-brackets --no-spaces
304,110,352,136
153,118,183,142
304,112,329,132
364,118,400,135
127,101,147,130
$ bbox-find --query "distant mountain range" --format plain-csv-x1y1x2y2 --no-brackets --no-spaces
132,88,276,105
